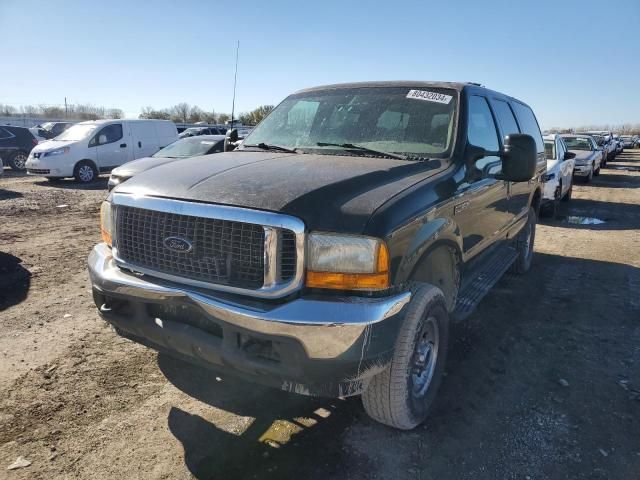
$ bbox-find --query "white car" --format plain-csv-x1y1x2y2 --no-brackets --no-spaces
25,119,178,183
560,134,602,183
542,134,575,214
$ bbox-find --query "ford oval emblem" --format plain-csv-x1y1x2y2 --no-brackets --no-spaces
163,236,193,253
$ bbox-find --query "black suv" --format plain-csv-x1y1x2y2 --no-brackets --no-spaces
0,125,39,171
89,81,544,429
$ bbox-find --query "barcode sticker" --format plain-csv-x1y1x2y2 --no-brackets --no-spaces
406,90,453,104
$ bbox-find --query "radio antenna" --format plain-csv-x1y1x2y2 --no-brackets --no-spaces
230,40,239,130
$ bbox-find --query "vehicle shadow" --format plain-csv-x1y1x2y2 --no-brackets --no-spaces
0,251,31,311
586,173,640,189
157,252,640,480
158,354,362,479
0,189,23,201
34,176,109,191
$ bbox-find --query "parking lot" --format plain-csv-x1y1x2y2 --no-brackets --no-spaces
0,151,639,479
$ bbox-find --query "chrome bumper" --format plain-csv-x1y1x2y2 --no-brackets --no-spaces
88,243,411,360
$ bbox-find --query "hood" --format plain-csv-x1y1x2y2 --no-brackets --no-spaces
111,156,177,177
31,139,75,152
115,151,444,233
569,150,595,162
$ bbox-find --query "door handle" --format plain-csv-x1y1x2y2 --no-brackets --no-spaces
138,141,142,148
120,143,127,148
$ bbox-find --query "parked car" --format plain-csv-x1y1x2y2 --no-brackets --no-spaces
108,135,226,190
612,134,623,154
0,156,3,176
583,134,607,167
586,131,616,161
89,81,545,430
560,134,602,182
620,135,635,148
542,134,575,215
33,121,74,140
0,125,39,171
178,126,227,138
25,119,178,183
28,127,49,144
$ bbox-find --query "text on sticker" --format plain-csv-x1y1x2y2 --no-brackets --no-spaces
406,90,453,104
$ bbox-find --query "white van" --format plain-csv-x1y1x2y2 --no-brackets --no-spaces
25,119,178,182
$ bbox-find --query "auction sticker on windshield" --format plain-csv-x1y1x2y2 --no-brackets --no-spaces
406,90,453,104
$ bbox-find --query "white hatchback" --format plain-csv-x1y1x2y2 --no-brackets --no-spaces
542,134,575,215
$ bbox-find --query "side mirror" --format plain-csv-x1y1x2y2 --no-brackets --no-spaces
224,128,239,152
98,134,108,145
501,134,537,182
564,151,576,160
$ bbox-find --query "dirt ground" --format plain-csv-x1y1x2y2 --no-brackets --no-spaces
0,151,639,480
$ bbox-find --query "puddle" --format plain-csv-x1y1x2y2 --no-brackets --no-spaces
557,216,607,225
608,165,640,172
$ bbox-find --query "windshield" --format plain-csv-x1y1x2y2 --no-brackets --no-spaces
544,141,556,160
40,122,55,131
562,136,593,151
241,86,458,158
153,137,219,158
56,124,97,141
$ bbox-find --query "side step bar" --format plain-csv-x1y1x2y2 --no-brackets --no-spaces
452,246,518,322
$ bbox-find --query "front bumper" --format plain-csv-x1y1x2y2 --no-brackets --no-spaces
88,243,411,397
573,165,592,176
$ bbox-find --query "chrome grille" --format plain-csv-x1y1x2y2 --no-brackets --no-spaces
280,230,296,281
116,205,266,289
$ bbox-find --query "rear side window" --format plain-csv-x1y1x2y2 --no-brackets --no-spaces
0,128,14,139
511,102,544,153
491,100,520,138
92,124,123,145
467,96,499,151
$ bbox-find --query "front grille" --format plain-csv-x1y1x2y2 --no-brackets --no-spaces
116,205,266,289
280,230,296,281
27,168,50,174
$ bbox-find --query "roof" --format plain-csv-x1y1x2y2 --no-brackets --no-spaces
295,81,473,94
77,119,172,125
543,134,560,140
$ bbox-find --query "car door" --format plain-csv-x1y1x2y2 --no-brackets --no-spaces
556,138,572,195
510,101,545,219
455,95,512,257
92,123,129,171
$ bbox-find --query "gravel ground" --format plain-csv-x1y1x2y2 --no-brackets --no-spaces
0,151,639,480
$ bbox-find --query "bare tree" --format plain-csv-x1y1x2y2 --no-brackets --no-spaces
171,103,191,123
107,108,124,119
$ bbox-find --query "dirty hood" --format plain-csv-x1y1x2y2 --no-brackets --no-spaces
114,151,443,233
569,150,595,163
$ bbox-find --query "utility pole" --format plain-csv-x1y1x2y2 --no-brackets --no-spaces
64,97,68,118
230,40,239,130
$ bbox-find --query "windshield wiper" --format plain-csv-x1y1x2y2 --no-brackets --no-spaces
316,142,407,160
244,142,297,154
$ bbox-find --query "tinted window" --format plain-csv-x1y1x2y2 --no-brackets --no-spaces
93,124,123,145
0,128,13,139
467,96,499,151
491,100,520,138
511,102,544,153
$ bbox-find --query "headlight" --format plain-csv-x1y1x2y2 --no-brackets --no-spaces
44,147,70,157
305,233,390,290
100,201,113,246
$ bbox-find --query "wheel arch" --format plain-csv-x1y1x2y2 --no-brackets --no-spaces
393,217,463,312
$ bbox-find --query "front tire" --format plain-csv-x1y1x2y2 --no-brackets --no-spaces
74,160,98,183
8,151,28,171
561,180,572,202
510,206,536,274
362,284,449,430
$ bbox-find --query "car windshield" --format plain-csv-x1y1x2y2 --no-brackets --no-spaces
562,136,593,151
241,86,458,158
153,137,218,158
40,122,55,131
544,141,556,159
55,124,98,141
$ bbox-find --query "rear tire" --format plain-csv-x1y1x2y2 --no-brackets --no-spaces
8,151,28,171
362,284,449,430
73,160,98,183
510,206,536,274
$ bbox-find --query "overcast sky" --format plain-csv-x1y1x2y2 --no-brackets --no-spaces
1,0,638,128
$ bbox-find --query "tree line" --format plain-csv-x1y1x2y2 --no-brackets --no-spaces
0,103,123,120
549,124,640,135
139,103,274,126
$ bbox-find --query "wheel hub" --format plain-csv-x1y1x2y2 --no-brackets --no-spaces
410,316,439,398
